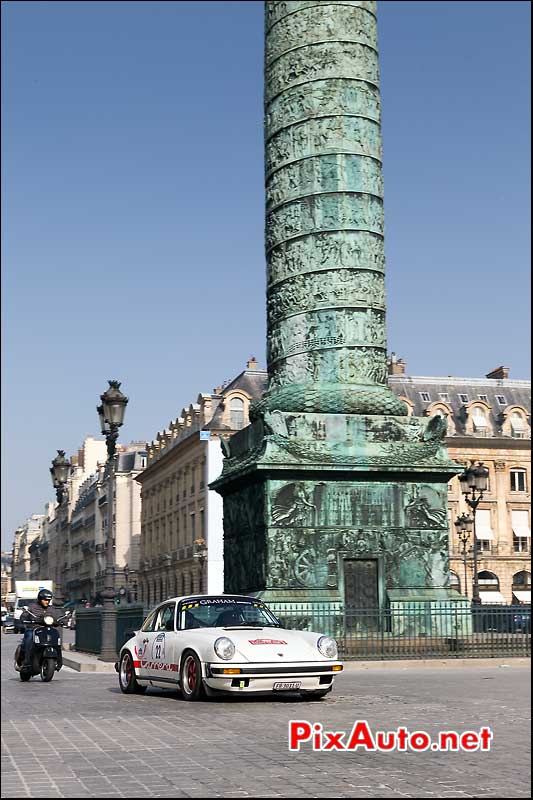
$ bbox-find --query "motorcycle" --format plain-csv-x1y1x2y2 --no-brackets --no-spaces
14,608,71,682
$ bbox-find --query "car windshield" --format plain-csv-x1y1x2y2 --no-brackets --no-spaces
179,598,281,630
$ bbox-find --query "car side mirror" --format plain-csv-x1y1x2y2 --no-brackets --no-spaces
23,606,29,611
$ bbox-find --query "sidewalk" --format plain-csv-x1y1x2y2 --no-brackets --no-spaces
64,647,530,673
63,648,116,673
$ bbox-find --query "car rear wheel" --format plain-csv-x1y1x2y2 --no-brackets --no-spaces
180,651,205,701
119,651,146,694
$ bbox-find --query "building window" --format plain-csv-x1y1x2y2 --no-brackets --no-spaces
510,469,527,492
419,392,431,402
476,539,492,553
475,509,494,543
190,513,196,542
511,510,530,548
438,393,450,402
512,571,531,589
458,393,469,403
513,535,529,553
477,394,488,402
510,411,527,438
496,395,507,405
478,570,499,590
230,397,245,430
472,407,489,433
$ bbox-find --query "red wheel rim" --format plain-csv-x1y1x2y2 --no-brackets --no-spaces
187,658,197,690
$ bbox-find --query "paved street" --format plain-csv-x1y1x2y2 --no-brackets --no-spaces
1,633,530,799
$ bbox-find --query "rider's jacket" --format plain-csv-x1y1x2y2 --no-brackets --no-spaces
20,602,61,627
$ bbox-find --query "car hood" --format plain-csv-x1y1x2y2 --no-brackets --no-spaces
211,627,323,663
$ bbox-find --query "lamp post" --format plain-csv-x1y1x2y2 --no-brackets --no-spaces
454,512,474,600
458,462,489,605
50,450,71,506
97,380,128,661
193,538,208,594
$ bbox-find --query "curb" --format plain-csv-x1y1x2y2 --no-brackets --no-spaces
62,651,530,673
63,654,117,673
340,656,531,670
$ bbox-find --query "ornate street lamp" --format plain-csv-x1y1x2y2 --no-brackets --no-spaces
97,379,128,660
454,513,474,601
50,450,71,505
97,380,129,460
458,462,489,605
193,538,208,594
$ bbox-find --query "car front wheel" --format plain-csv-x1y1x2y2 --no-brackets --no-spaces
180,651,205,701
119,651,146,694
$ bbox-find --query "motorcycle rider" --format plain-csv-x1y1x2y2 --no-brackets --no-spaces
19,589,60,671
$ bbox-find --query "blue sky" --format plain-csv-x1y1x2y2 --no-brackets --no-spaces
1,1,531,546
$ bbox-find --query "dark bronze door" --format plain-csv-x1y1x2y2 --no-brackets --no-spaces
343,559,379,632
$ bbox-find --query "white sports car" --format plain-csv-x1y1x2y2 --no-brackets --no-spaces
116,594,343,700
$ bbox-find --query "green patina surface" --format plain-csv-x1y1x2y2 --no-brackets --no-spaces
212,1,463,625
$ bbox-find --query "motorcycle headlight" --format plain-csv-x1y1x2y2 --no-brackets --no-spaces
317,636,338,659
214,637,235,660
44,615,54,626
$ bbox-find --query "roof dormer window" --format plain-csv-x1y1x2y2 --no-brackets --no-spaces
230,397,245,430
472,407,488,430
510,411,526,438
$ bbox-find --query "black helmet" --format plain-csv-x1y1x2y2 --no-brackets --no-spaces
37,589,53,604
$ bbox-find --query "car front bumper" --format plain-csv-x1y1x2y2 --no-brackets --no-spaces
204,661,343,693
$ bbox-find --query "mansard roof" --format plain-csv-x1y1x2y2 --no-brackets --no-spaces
388,374,531,436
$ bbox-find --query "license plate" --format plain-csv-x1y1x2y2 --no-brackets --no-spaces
273,681,301,691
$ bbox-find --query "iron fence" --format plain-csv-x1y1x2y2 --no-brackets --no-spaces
268,603,531,660
74,604,145,656
74,601,530,661
74,608,101,654
115,605,145,652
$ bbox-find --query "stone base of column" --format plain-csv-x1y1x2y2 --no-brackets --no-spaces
212,410,462,621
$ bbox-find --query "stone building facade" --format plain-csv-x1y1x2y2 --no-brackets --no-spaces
11,515,45,585
389,360,531,604
137,360,267,607
28,436,108,604
1,551,13,607
57,444,146,603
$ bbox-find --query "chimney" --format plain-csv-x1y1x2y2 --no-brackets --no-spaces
247,356,258,370
485,366,509,380
387,352,406,376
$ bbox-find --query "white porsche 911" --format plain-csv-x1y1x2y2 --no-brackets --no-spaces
116,594,343,700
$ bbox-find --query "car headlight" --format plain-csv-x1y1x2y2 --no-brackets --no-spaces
317,636,338,659
214,637,235,660
44,615,55,626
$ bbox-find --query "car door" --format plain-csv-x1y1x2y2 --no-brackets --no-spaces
135,607,158,681
146,602,178,686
